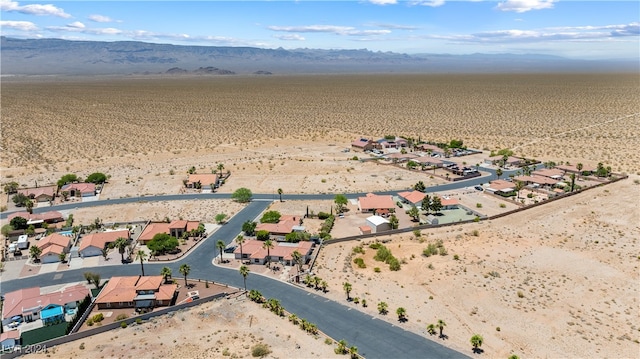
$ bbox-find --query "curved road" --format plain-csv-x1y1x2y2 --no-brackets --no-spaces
1,166,535,358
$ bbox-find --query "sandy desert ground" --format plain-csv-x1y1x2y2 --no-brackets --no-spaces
2,74,639,358
22,297,337,359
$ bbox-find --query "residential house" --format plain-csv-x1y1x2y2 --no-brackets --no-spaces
138,220,200,245
17,186,56,203
184,173,219,190
416,144,446,156
485,180,517,197
397,190,426,207
365,215,391,233
554,164,596,175
377,137,408,149
94,276,178,311
351,138,379,152
1,284,89,325
60,182,96,197
435,196,459,210
359,226,372,235
36,233,71,263
0,331,20,352
513,175,563,190
413,156,444,168
233,239,313,266
255,215,303,236
484,155,523,167
384,152,418,163
358,193,395,216
7,211,64,226
532,168,565,180
78,229,130,258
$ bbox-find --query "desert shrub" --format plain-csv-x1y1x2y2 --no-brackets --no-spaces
527,193,534,198
120,321,128,328
453,254,460,260
353,257,366,268
517,291,525,298
251,343,272,357
374,267,381,273
352,245,364,254
115,313,128,321
317,212,331,220
91,313,104,323
499,203,506,208
423,243,438,257
476,203,483,208
373,245,392,262
438,247,448,256
471,230,479,237
388,257,401,271
135,318,142,324
369,242,382,249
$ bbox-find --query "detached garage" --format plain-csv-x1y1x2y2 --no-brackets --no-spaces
365,215,391,234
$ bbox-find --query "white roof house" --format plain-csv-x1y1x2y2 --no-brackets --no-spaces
365,215,391,233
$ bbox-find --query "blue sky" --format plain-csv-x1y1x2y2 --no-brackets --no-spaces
1,1,638,59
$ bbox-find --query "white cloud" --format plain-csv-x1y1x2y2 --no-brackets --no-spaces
367,0,397,5
268,25,390,36
409,0,445,7
0,20,37,31
88,14,114,23
496,0,555,13
67,21,85,29
0,0,71,18
372,23,419,30
274,34,305,41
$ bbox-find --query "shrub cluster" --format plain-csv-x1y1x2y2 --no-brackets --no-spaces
353,257,366,268
373,244,401,271
319,215,335,240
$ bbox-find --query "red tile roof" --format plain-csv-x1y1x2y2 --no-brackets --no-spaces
2,284,89,319
398,190,426,205
79,230,130,252
37,233,70,250
95,276,177,305
256,215,300,235
186,174,219,187
358,193,395,211
17,186,56,199
234,240,313,261
7,211,63,223
514,175,561,186
60,182,96,194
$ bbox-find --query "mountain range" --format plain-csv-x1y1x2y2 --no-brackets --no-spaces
1,36,637,76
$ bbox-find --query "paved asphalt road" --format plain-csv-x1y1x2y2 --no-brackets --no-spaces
2,166,541,357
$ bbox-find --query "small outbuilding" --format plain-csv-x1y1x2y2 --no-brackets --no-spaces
365,215,391,234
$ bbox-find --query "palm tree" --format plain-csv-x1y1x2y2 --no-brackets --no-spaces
25,199,33,214
291,250,303,272
160,266,172,283
335,339,348,355
320,280,328,293
313,276,321,290
262,239,274,268
216,240,226,264
496,168,503,180
135,250,147,276
437,319,447,338
515,180,524,199
232,235,244,262
114,237,129,263
570,173,576,192
277,188,283,202
179,264,191,287
217,163,224,173
426,323,436,336
349,346,358,359
396,307,407,321
343,282,352,300
470,334,484,352
377,301,388,315
239,265,250,292
576,162,583,177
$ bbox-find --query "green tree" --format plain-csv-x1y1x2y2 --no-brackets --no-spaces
377,301,388,315
335,339,348,355
349,346,358,359
10,216,28,230
389,214,399,229
12,193,29,207
216,240,226,264
430,196,443,214
421,194,431,213
86,172,107,184
231,187,252,203
570,173,576,192
256,230,270,241
160,266,172,283
496,168,503,180
114,237,129,263
407,205,420,221
334,194,348,214
470,334,484,352
135,250,147,276
515,180,524,199
277,188,283,202
25,199,34,214
414,181,426,192
217,163,225,173
427,323,436,336
343,282,352,300
236,235,246,262
242,221,257,236
147,233,179,255
576,162,584,176
29,245,42,263
262,239,274,268
239,265,250,292
214,213,227,224
57,173,80,188
58,252,66,263
3,181,19,194
396,307,407,321
260,210,281,224
291,250,304,273
321,280,328,293
89,272,101,289
179,264,191,287
437,319,447,338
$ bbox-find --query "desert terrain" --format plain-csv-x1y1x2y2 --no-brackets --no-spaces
2,74,639,357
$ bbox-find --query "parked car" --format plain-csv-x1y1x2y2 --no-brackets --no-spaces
474,186,483,191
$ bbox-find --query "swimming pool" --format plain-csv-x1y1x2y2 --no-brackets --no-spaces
59,230,74,237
